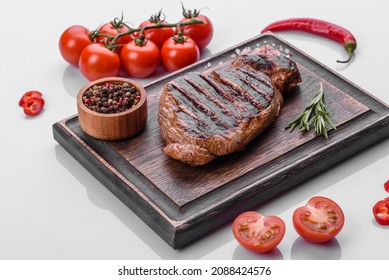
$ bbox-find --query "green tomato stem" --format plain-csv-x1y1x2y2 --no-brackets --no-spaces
102,18,204,50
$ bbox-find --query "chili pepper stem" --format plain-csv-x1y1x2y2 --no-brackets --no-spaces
336,53,353,63
337,41,356,63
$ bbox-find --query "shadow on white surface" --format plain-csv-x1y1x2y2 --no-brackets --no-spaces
62,65,88,98
370,218,389,230
232,245,284,260
54,144,232,259
291,237,341,260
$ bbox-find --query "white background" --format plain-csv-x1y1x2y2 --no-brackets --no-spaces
0,0,388,260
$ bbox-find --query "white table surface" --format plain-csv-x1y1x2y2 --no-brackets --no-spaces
1,0,388,260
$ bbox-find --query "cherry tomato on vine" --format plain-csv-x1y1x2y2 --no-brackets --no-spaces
19,91,43,107
161,37,200,72
59,25,93,66
293,196,345,243
232,211,286,253
120,39,160,78
94,22,132,53
79,43,121,81
373,197,389,226
137,10,174,49
23,97,45,117
138,21,174,50
178,6,213,50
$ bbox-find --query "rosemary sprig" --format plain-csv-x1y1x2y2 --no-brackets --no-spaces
285,82,336,138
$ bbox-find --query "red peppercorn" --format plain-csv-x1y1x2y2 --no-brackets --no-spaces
82,82,140,114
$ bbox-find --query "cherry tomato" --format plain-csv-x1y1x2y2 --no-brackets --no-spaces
373,197,389,226
95,22,132,53
178,9,213,50
384,180,389,193
120,40,160,78
293,196,345,243
138,20,174,50
19,90,43,107
161,37,200,72
232,211,286,253
137,10,174,49
23,97,45,117
79,43,121,81
59,25,93,66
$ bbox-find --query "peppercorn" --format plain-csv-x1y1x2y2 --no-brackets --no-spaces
82,82,140,114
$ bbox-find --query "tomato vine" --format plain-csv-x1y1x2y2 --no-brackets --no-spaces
59,7,212,80
90,15,205,52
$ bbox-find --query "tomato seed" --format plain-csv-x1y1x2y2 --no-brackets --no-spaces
317,224,327,230
240,223,249,229
270,224,279,230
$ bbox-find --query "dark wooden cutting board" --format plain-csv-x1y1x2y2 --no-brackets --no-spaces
53,33,389,249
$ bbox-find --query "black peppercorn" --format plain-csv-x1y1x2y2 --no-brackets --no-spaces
82,82,140,114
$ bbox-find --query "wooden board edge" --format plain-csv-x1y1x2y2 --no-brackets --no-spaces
52,120,180,248
51,32,389,249
52,111,389,249
173,114,389,248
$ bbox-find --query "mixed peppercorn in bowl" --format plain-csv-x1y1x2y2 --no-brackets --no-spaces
77,77,147,140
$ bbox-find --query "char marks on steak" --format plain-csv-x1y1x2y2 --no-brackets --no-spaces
158,45,302,166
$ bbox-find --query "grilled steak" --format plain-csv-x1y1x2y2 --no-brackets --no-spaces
158,45,302,166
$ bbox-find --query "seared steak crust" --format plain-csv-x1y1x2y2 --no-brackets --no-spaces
158,46,302,166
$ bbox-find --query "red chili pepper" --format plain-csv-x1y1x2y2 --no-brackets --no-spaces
373,197,389,226
261,18,357,63
18,90,43,107
384,180,389,193
23,97,45,117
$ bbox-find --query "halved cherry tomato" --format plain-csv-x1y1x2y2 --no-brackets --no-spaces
384,180,389,193
23,97,45,117
232,211,285,253
293,196,344,243
373,197,389,226
18,90,43,107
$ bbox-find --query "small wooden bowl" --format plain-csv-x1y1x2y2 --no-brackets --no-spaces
77,77,147,140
